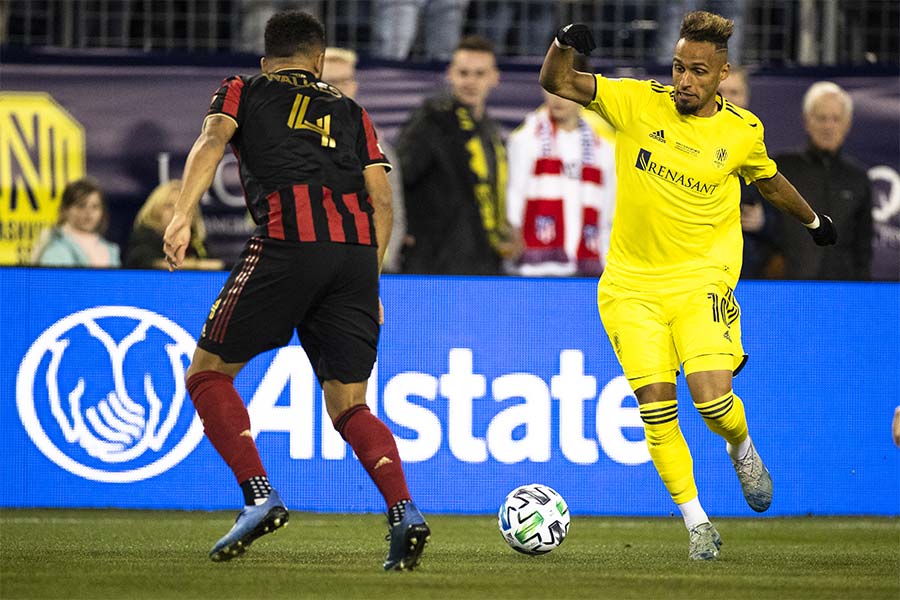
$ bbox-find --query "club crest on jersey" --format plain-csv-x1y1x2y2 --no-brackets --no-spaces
714,147,728,168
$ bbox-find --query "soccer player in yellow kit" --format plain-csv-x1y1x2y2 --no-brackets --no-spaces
540,12,838,560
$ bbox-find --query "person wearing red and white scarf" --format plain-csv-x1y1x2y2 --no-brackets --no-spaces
506,91,616,277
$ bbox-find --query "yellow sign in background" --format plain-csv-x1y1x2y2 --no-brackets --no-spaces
0,93,85,265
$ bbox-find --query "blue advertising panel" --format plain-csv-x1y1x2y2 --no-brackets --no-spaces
1,268,898,516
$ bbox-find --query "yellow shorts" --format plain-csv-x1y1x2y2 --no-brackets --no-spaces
597,278,748,388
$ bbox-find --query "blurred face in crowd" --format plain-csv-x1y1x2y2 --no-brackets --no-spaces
65,191,105,233
672,39,729,117
805,92,851,153
446,49,499,116
544,90,582,129
718,71,749,107
322,57,359,98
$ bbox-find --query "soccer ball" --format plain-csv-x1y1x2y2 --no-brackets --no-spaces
498,483,570,555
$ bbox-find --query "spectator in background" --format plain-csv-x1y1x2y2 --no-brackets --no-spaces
126,180,223,270
776,82,873,279
506,54,616,277
717,67,783,278
371,0,470,61
475,0,557,56
34,178,121,268
322,47,406,273
397,35,516,275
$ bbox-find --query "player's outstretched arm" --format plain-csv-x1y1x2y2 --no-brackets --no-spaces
163,115,235,270
754,171,837,246
539,24,598,107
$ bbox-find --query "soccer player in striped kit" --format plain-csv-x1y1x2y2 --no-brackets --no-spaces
163,10,429,570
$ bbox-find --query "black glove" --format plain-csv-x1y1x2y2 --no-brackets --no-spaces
556,23,596,55
806,213,837,246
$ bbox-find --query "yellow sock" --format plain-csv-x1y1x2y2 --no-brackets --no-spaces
694,391,749,447
639,400,697,504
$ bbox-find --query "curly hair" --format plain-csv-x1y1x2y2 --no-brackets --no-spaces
679,11,734,52
264,10,325,58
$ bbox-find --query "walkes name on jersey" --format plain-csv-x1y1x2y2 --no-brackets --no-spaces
635,148,719,196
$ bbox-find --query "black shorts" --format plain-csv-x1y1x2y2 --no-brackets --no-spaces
198,237,379,383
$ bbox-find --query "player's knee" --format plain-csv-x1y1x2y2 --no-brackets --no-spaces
323,380,368,420
633,382,677,405
685,371,733,404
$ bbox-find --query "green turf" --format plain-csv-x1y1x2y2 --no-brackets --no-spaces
1,510,897,599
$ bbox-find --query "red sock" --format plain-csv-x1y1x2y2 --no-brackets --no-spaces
334,405,411,508
187,371,266,484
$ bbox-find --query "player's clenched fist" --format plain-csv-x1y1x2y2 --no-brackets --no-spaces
806,213,838,246
556,24,596,55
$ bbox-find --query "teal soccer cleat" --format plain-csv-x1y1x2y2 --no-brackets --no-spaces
209,490,289,562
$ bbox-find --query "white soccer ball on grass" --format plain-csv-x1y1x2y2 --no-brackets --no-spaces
498,483,570,555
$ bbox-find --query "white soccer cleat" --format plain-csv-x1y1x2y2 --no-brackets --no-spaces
688,522,722,561
729,438,773,512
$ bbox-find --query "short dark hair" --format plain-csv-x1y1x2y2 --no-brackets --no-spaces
454,34,496,56
264,10,325,58
679,11,734,52
59,177,107,232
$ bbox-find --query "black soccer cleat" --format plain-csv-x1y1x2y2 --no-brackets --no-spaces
383,502,430,571
209,490,289,562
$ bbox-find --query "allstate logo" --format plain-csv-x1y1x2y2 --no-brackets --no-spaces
16,306,204,483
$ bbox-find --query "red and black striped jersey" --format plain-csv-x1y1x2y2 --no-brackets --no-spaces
207,68,390,246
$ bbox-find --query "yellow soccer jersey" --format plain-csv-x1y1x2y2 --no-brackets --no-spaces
587,75,777,291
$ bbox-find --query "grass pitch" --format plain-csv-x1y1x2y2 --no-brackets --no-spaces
1,510,897,599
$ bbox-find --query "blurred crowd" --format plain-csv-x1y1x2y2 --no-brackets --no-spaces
24,23,874,281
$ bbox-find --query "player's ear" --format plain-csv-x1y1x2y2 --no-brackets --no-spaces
719,62,731,85
314,51,325,78
260,57,268,74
